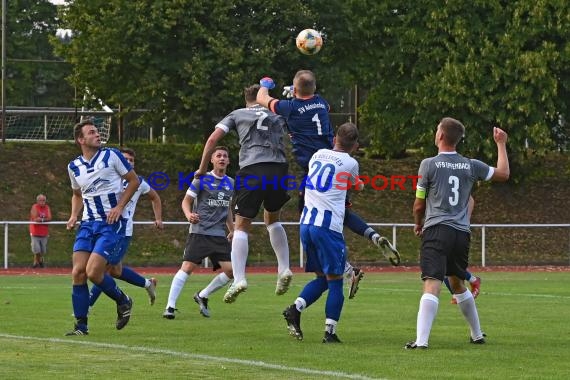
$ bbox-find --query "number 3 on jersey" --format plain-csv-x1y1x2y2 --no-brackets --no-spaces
448,175,459,206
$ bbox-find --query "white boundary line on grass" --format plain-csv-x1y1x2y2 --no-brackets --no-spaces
4,285,570,300
375,287,570,299
0,333,385,380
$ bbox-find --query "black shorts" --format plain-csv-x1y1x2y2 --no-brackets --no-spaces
419,224,470,282
234,162,291,219
182,234,231,271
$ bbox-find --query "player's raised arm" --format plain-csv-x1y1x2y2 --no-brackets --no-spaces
491,127,510,182
256,77,276,110
196,128,226,177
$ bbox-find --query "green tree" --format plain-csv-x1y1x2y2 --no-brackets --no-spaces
51,0,569,165
53,0,319,139
339,0,569,164
3,0,73,106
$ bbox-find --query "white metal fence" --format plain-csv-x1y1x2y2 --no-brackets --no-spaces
2,221,569,269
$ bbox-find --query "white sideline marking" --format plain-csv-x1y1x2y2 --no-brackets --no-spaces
0,333,384,380
488,292,570,299
376,287,570,299
1,286,41,289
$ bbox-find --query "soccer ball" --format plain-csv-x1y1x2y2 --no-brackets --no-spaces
295,29,323,55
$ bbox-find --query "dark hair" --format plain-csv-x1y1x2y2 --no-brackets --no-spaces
212,146,229,156
120,147,136,157
293,70,316,97
73,118,95,142
336,122,359,150
244,84,260,103
439,117,465,146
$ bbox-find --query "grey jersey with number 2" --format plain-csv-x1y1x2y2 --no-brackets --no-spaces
417,152,493,232
215,105,287,169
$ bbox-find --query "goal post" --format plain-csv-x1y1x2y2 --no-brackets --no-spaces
4,107,113,143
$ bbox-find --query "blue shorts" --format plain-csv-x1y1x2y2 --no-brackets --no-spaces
301,224,346,275
73,219,127,265
116,236,132,261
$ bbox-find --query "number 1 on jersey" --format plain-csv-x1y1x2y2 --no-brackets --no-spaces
312,113,322,135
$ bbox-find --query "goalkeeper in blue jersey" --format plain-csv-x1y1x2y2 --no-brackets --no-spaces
257,71,400,298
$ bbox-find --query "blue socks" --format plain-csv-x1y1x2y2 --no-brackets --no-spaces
299,276,328,307
119,266,146,287
72,284,90,320
344,210,369,236
90,267,145,306
298,276,345,321
94,273,127,303
325,278,344,321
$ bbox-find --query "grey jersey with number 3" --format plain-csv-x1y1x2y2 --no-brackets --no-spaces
417,152,493,232
215,105,287,169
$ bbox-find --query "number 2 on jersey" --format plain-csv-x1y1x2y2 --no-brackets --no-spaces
308,160,335,192
256,111,268,130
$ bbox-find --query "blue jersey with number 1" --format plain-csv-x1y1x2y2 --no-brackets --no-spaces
272,95,333,169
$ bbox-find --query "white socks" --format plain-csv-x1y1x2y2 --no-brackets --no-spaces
199,272,231,298
294,297,307,311
267,222,290,274
325,319,337,334
416,293,439,346
456,289,484,339
343,261,354,280
166,270,189,309
231,230,249,283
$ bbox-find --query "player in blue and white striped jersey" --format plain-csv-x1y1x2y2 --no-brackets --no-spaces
88,148,163,310
282,122,363,343
65,120,140,336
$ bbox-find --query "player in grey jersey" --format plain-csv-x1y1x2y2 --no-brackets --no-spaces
163,146,235,319
405,117,509,349
195,84,293,304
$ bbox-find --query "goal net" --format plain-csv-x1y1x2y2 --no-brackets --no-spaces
4,107,113,143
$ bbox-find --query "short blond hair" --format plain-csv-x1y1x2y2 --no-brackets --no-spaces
293,70,316,97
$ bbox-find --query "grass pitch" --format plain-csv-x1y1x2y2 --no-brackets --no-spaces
1,271,570,379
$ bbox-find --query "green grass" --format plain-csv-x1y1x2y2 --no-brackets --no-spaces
1,272,570,379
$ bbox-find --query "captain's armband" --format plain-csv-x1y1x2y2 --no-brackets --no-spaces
415,188,426,199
